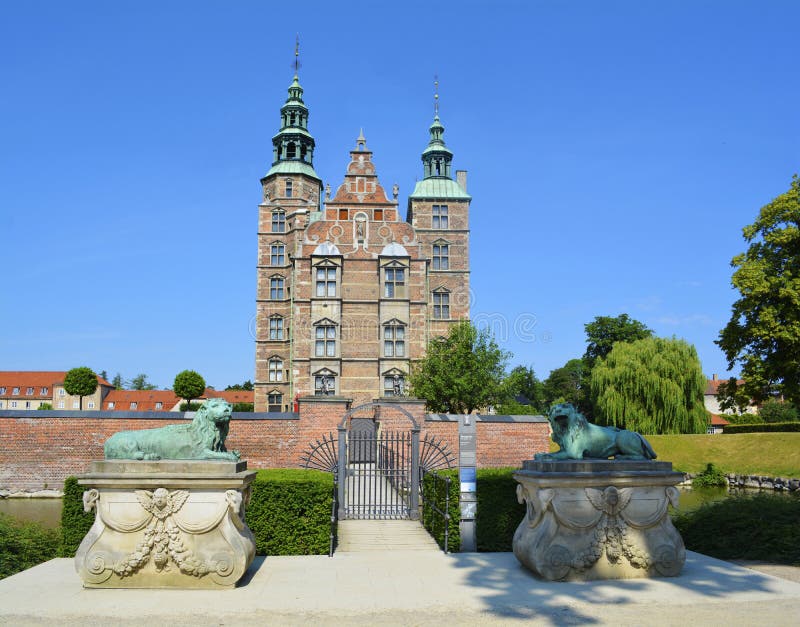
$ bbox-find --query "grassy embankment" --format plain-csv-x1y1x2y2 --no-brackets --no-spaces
646,433,800,476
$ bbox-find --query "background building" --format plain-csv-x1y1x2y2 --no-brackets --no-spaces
254,74,471,410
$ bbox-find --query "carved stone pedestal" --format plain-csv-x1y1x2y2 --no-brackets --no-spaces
513,460,685,581
75,460,256,589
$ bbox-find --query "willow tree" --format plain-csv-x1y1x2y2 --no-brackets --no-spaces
590,337,707,434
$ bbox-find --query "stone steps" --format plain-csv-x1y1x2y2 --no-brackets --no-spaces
336,519,440,552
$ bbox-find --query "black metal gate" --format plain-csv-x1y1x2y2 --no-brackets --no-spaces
343,429,414,519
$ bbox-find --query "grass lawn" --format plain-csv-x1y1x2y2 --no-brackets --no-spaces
647,433,800,476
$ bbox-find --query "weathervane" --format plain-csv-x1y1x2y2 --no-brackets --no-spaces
434,74,439,116
293,34,301,76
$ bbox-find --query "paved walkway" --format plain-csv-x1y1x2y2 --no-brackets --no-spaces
337,520,440,551
2,551,799,626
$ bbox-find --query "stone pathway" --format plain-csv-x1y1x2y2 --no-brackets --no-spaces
336,519,440,552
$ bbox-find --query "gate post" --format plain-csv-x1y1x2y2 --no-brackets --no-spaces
409,426,421,520
337,425,347,520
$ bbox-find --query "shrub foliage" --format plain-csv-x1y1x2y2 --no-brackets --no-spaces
59,476,95,557
476,468,525,551
674,494,800,565
0,513,60,580
692,463,728,488
246,469,333,555
724,422,800,434
421,468,460,551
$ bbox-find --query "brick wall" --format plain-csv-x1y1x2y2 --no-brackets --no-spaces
0,401,549,493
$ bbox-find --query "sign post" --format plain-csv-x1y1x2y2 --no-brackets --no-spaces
458,414,477,551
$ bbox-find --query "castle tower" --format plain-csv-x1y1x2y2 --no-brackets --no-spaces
254,68,322,412
407,101,472,339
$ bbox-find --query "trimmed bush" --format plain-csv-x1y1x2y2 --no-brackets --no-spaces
724,422,800,434
476,468,525,551
59,476,95,557
421,468,460,551
0,513,60,580
246,469,333,555
692,463,727,488
674,494,800,565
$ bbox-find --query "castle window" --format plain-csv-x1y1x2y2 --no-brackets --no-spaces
87,401,95,409
433,291,450,319
72,401,79,409
383,375,405,397
289,112,296,126
107,402,115,409
155,402,163,410
285,179,293,197
0,387,5,394
58,401,65,409
41,387,48,395
270,242,285,266
130,402,137,410
26,387,33,395
269,316,284,340
268,358,283,382
315,267,337,297
286,143,296,159
12,387,20,395
11,401,18,408
58,389,65,397
432,205,448,229
270,276,285,300
271,211,286,233
315,325,336,357
268,392,283,412
384,324,405,357
432,243,449,270
25,401,31,409
384,267,405,298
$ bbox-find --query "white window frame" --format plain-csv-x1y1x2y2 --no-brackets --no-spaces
432,204,449,229
268,357,284,382
269,316,284,340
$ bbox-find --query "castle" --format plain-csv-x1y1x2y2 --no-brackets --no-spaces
254,70,471,410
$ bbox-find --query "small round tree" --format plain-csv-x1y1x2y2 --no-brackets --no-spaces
174,370,206,410
63,367,98,411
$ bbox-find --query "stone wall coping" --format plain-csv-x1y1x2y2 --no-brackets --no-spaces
296,396,353,405
0,410,299,420
426,413,548,423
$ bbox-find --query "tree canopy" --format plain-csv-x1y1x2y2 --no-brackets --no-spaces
542,358,586,410
717,175,800,406
63,367,98,410
130,373,157,391
583,314,653,368
225,380,254,391
495,365,544,414
590,337,708,434
173,370,206,408
409,320,510,414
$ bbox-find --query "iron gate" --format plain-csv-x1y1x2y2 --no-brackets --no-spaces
342,429,416,519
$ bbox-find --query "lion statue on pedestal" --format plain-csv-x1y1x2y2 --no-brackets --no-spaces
535,402,656,461
104,398,240,461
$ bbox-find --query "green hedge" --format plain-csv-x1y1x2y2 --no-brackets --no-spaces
674,494,800,564
724,422,800,434
0,513,60,580
421,468,460,551
246,469,333,555
59,476,95,557
476,468,525,552
59,470,334,558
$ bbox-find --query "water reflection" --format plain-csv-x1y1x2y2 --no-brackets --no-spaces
0,498,62,529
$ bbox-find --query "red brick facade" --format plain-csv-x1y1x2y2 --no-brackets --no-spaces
0,399,549,493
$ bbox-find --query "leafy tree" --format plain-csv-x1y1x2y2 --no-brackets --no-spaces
130,373,157,391
98,370,108,382
38,403,53,411
502,365,544,412
542,358,586,410
111,373,124,390
173,370,206,409
226,380,254,391
583,314,653,368
716,377,754,415
758,399,799,423
717,175,800,406
590,337,707,434
409,320,510,414
63,367,98,411
493,398,540,415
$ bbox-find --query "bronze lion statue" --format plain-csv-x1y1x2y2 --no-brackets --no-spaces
104,398,240,461
534,402,656,461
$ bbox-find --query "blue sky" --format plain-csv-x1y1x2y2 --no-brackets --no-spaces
1,1,798,389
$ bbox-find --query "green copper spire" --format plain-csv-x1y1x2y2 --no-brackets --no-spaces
266,38,319,179
409,77,470,200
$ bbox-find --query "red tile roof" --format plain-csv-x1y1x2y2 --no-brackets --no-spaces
0,371,111,398
205,389,254,404
705,378,744,395
103,389,180,412
709,414,731,426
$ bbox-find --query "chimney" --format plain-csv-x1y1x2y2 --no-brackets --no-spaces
456,170,467,191
712,374,718,381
